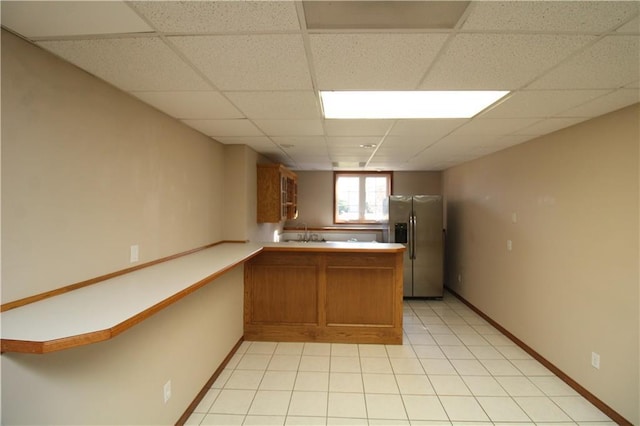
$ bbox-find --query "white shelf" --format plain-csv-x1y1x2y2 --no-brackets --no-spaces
1,243,263,352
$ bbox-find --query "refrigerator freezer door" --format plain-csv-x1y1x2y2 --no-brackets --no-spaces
388,195,413,297
412,195,444,297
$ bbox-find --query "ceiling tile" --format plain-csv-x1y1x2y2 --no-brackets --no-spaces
1,1,152,38
131,91,243,119
283,146,329,157
462,1,639,33
37,37,209,91
480,90,609,119
323,120,394,136
181,119,264,137
374,144,425,157
377,136,439,155
432,133,502,149
326,136,383,147
225,91,321,120
272,137,327,147
254,120,324,136
374,156,421,168
131,1,300,33
327,149,372,161
421,33,595,90
284,147,329,162
617,16,640,33
389,119,467,137
514,117,593,136
528,36,640,89
452,118,541,136
170,35,312,91
309,33,448,90
559,89,640,117
292,161,333,171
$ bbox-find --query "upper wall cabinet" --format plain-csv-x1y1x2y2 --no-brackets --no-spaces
257,164,298,223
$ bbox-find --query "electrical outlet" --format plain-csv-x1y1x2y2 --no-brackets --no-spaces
130,245,139,263
591,352,600,369
163,380,172,404
457,274,462,283
507,240,513,251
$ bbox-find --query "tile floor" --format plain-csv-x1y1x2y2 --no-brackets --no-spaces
186,292,614,425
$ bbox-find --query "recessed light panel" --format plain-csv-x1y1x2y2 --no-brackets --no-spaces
320,91,510,119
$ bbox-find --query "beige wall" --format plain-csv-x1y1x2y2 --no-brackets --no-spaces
2,267,244,425
2,31,226,302
222,144,284,242
1,30,247,424
393,171,442,195
443,104,639,424
288,170,441,228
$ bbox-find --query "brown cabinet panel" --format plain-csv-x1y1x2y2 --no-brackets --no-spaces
249,251,316,267
244,250,403,344
325,253,395,267
247,265,318,325
257,164,297,223
326,267,395,326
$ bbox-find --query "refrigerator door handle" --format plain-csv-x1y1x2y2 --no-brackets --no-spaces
410,214,416,260
412,214,417,260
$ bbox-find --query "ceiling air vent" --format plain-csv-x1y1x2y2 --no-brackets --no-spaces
303,1,471,30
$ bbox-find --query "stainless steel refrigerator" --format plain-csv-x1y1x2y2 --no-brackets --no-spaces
387,195,444,298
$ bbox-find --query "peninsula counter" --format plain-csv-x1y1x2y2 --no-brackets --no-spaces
245,242,406,345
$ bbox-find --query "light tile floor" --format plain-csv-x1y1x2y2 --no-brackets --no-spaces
186,292,614,425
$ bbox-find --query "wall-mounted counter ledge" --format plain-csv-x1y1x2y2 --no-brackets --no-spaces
1,243,264,354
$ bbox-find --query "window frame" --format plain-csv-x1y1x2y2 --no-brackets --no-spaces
333,171,393,224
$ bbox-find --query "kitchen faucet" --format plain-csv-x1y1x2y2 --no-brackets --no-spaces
298,223,309,242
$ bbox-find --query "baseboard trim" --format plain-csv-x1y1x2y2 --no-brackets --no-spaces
446,287,631,425
175,337,245,426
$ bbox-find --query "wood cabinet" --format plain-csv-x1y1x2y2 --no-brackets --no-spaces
257,164,297,223
244,248,404,344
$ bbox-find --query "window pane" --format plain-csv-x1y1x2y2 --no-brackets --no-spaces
334,172,392,224
364,176,389,221
336,176,360,221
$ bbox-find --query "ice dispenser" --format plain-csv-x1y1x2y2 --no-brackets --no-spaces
394,222,408,243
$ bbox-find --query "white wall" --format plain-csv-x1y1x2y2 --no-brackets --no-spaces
443,104,639,424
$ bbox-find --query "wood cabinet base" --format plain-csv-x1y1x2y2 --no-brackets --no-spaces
244,250,403,345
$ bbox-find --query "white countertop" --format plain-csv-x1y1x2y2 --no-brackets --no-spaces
1,243,262,348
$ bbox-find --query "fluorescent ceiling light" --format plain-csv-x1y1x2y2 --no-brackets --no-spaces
320,91,509,119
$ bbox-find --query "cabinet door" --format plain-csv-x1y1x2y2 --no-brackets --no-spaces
257,164,297,223
325,254,396,327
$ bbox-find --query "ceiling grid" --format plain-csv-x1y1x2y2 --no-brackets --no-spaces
1,0,638,170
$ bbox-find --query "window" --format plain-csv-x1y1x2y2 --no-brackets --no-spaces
334,172,392,224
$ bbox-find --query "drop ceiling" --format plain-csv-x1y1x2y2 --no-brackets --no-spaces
1,1,638,171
